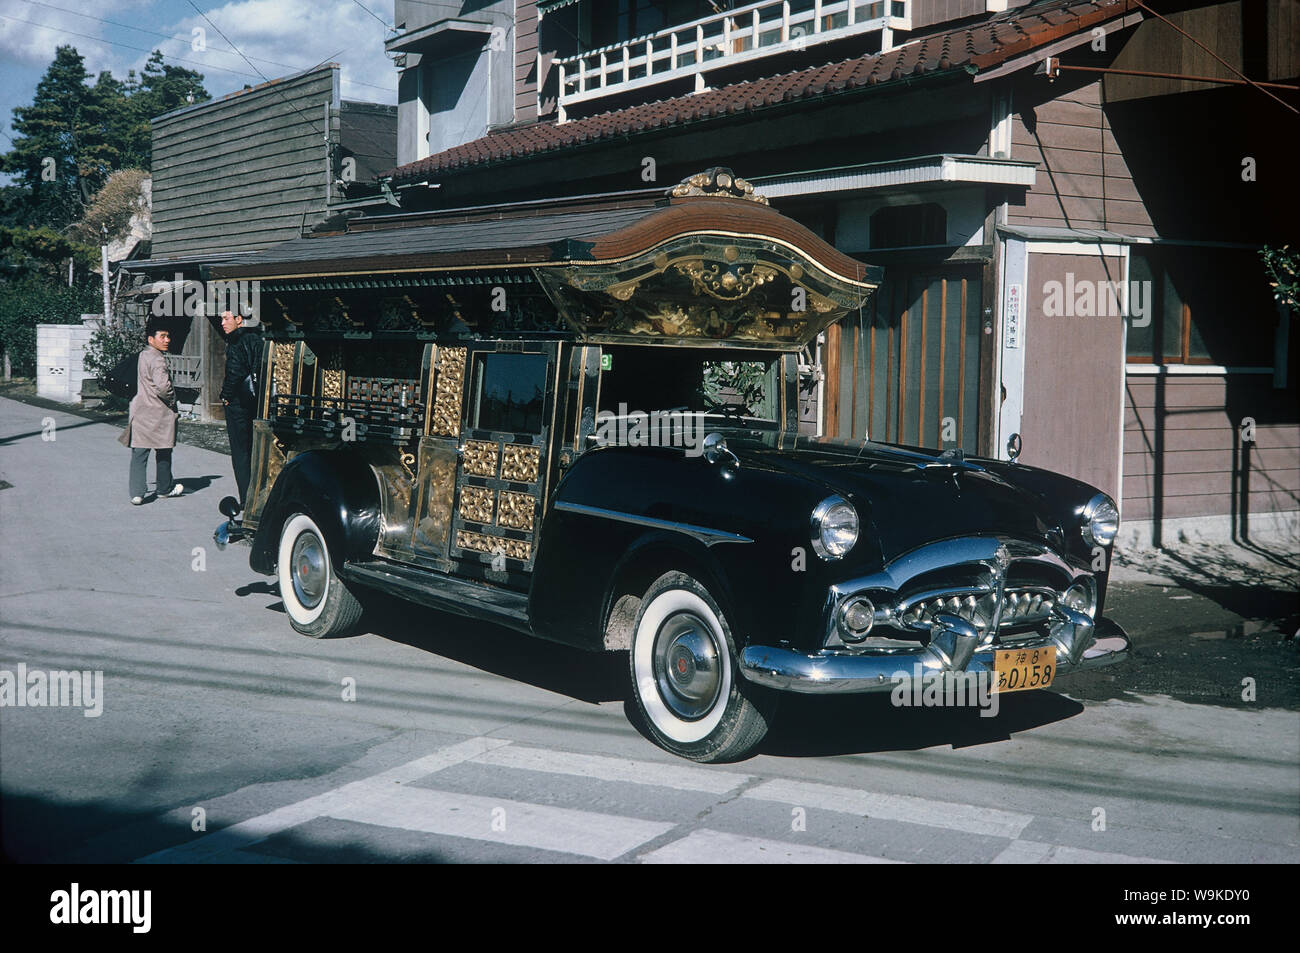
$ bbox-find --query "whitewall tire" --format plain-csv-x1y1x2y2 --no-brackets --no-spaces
277,512,363,638
628,571,776,762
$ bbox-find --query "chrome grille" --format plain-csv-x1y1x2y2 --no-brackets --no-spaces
895,587,1057,633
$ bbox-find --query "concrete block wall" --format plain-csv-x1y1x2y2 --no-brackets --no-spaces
36,323,96,403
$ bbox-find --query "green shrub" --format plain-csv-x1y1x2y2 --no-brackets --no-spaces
0,277,99,376
84,314,145,379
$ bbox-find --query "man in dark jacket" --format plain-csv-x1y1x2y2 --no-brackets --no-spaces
219,310,262,512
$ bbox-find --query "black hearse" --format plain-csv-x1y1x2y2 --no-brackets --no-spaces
215,169,1129,762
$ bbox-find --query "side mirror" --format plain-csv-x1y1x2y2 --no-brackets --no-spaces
1006,432,1023,464
219,496,242,519
702,432,740,470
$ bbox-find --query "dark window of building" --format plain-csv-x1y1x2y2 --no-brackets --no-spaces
869,203,947,249
472,353,548,434
587,1,716,47
1126,246,1277,366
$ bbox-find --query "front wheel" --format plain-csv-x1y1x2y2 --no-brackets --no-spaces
628,571,777,762
277,512,363,638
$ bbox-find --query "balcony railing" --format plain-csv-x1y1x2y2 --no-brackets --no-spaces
553,0,911,121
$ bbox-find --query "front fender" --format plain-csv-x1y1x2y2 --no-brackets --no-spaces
529,446,839,652
248,450,381,574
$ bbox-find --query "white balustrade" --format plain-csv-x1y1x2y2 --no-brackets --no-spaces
551,0,912,117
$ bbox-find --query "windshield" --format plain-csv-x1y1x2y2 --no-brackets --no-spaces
597,346,781,425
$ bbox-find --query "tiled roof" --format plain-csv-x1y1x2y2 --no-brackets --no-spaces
386,0,1134,183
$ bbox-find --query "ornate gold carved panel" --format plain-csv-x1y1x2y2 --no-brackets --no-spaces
272,342,294,397
430,346,466,436
320,346,344,399
460,486,495,524
245,420,287,529
413,442,457,557
463,440,499,477
456,530,530,561
497,491,535,532
500,444,541,483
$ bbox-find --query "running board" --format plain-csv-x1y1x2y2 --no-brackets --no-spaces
339,560,532,634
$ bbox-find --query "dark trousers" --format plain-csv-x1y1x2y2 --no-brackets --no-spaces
130,448,173,499
225,406,254,509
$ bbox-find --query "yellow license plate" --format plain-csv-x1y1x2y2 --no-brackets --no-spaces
994,646,1056,693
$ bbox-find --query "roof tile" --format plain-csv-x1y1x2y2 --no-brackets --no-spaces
385,0,1132,182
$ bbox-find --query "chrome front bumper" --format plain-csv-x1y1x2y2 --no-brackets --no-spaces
738,608,1130,695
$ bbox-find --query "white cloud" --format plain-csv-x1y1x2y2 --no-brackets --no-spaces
0,0,117,70
147,0,396,104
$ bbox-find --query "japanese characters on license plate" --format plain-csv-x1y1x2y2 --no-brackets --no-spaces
994,646,1056,693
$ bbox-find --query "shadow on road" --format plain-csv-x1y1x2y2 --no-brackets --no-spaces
353,597,627,706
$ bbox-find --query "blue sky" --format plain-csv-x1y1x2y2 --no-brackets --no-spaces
0,0,398,155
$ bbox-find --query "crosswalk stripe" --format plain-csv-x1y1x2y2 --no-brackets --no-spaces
743,778,1034,840
323,782,673,860
639,830,903,864
991,840,1175,864
135,736,512,863
475,744,752,794
135,736,1185,864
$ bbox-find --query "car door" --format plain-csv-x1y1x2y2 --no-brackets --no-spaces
447,341,562,586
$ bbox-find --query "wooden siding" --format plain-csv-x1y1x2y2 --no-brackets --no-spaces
1006,78,1155,236
151,67,337,259
516,1,540,122
1105,0,1299,103
1123,375,1300,522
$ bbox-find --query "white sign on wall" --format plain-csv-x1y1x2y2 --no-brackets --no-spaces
1005,283,1022,349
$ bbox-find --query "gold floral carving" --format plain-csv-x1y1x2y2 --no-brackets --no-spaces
675,260,777,301
456,531,530,561
321,347,344,399
669,168,769,205
500,444,541,483
272,343,294,397
460,486,495,524
496,491,535,531
430,346,466,436
462,440,499,477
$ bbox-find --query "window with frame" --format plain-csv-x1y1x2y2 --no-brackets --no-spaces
1125,246,1277,366
470,353,548,434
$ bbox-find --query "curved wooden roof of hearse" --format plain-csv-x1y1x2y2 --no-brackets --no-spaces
211,168,881,350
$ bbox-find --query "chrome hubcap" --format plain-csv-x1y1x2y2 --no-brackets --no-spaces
653,612,721,720
290,532,326,609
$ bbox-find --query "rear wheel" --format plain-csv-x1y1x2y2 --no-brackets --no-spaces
277,512,363,638
628,571,777,762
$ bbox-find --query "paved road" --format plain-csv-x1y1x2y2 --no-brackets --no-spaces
1,396,1297,863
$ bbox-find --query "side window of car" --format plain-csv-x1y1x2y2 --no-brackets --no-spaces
470,352,549,435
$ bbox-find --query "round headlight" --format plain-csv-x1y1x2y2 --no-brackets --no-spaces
1081,493,1119,547
811,496,858,560
1062,579,1097,618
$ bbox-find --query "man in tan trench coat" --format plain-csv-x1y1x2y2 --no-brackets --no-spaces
118,319,183,503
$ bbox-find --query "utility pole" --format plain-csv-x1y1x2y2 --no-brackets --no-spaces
101,224,111,322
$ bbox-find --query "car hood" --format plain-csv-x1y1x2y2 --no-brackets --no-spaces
724,432,1071,564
